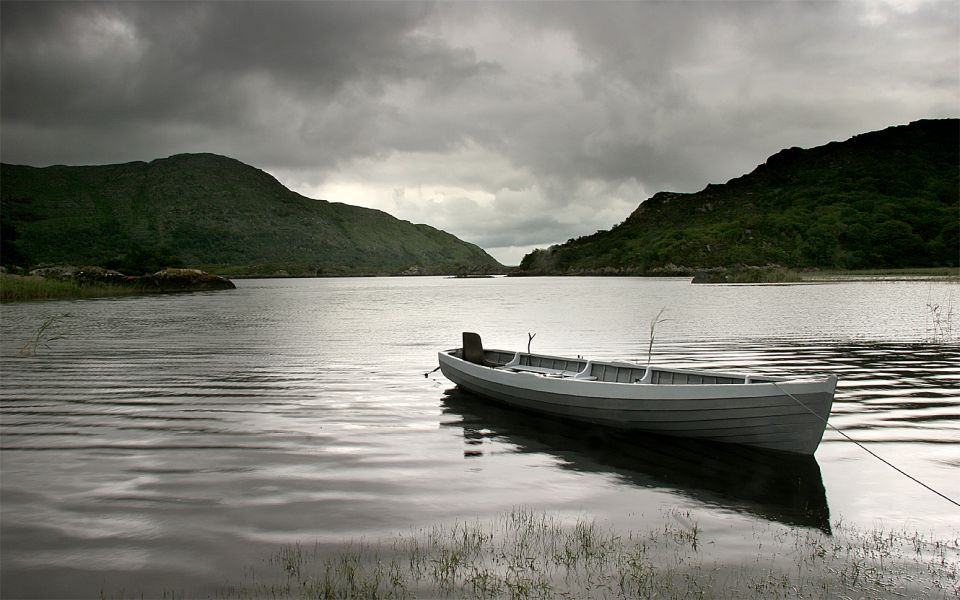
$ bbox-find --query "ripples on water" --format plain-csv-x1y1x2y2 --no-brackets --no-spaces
1,277,957,598
656,339,960,446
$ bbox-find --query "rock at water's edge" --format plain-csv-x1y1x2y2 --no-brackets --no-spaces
29,265,129,284
136,268,236,292
28,266,235,293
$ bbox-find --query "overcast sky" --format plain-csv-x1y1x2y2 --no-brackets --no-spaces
2,1,957,264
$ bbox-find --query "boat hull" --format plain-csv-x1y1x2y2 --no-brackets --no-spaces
438,349,836,455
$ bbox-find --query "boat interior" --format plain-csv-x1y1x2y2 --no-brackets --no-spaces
453,333,779,385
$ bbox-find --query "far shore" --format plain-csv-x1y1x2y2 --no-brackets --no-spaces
206,265,959,281
690,266,960,284
508,266,959,283
3,266,957,303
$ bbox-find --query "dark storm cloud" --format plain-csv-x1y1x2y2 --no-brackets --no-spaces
2,1,423,119
2,1,957,264
475,0,959,190
1,1,494,166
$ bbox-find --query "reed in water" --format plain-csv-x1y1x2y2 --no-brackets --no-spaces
202,509,958,600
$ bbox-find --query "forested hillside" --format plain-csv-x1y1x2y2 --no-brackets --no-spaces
518,119,958,275
1,153,502,276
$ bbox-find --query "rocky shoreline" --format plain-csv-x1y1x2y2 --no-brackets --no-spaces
22,266,236,293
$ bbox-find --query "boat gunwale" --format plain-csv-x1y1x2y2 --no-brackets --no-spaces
439,347,837,388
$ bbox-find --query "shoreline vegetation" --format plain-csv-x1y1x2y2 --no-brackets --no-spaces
689,266,960,284
1,266,235,303
508,265,960,283
102,509,959,599
3,266,957,303
2,273,142,302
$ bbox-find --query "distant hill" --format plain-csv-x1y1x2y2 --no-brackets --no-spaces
518,119,958,275
0,153,503,276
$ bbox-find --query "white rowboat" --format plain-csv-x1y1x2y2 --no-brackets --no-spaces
438,333,837,455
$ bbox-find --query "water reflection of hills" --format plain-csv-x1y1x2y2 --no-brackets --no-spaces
441,388,831,534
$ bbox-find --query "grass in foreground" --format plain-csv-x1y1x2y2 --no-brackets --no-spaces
0,273,141,302
210,509,959,600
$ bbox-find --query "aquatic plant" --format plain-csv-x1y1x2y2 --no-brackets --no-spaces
209,509,959,600
925,285,956,343
19,313,69,356
0,273,139,302
646,307,669,366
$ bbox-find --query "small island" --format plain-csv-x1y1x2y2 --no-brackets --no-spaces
1,266,235,302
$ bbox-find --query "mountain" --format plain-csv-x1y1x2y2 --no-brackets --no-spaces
0,153,502,276
517,119,958,275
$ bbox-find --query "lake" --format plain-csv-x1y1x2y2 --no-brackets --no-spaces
1,276,958,598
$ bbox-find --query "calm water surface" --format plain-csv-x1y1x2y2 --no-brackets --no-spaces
1,277,958,598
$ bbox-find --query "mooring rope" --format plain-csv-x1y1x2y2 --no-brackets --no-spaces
774,382,960,509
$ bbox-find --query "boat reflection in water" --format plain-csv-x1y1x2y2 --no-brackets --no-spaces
441,387,831,534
